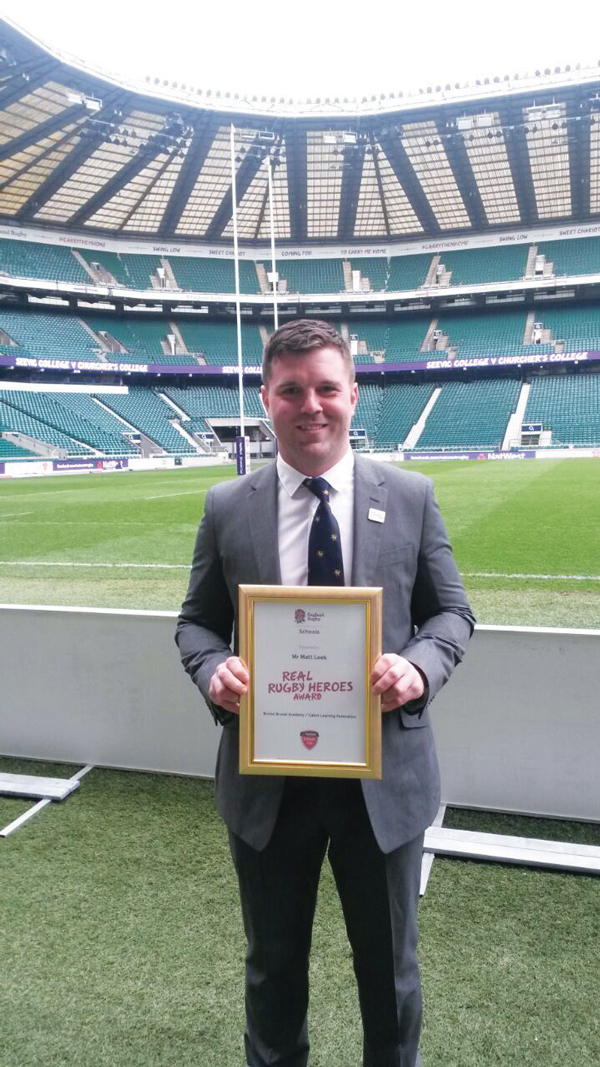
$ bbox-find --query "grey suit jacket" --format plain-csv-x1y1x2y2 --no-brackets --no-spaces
176,455,475,853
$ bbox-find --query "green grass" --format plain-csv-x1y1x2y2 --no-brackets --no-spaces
1,459,599,627
1,757,599,1067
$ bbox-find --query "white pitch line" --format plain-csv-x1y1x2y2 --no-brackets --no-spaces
462,571,600,581
0,560,189,569
1,561,597,580
0,512,34,520
146,488,209,500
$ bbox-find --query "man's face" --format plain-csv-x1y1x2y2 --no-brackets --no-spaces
261,346,358,477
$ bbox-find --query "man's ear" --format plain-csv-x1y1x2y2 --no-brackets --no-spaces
261,384,269,415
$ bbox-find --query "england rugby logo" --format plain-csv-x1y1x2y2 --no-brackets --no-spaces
300,730,319,750
295,609,306,623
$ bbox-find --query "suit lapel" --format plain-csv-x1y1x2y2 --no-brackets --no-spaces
246,463,282,584
352,455,388,587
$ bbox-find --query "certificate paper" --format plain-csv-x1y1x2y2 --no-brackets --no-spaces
239,585,382,778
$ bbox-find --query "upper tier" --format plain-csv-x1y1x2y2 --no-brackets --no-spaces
3,234,600,296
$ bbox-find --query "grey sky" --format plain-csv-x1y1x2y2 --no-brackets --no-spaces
2,0,599,101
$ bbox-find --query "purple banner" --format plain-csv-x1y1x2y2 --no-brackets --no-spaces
53,457,129,472
235,436,248,475
0,461,4,475
403,450,537,461
2,349,599,377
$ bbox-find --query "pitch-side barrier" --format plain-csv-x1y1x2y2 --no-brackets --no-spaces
0,606,598,873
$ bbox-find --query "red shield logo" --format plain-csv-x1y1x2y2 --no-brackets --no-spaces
300,730,319,750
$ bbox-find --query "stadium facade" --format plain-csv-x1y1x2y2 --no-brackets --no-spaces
1,16,600,471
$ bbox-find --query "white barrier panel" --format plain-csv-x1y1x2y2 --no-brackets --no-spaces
0,606,599,821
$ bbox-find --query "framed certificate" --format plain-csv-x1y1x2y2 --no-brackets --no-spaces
238,585,382,778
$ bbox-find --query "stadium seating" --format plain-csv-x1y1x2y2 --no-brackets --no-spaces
352,322,389,361
75,249,130,286
271,259,346,294
99,388,199,453
0,390,137,454
376,383,436,447
351,383,383,440
387,255,432,290
438,245,528,286
435,309,530,357
536,238,600,278
532,305,600,350
168,257,259,293
119,254,164,289
524,373,600,445
0,398,94,455
386,319,432,363
0,436,36,459
82,315,192,365
350,258,388,291
416,378,521,449
176,321,263,365
0,309,102,363
0,239,90,284
163,384,264,419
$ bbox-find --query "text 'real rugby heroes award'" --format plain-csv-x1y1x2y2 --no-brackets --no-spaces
239,585,382,778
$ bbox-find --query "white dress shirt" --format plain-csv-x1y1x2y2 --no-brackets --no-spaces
276,449,355,586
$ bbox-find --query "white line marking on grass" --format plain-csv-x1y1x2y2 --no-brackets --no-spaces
0,512,33,520
462,571,600,581
0,560,189,569
146,489,209,499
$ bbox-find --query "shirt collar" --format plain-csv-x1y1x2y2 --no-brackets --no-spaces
276,448,354,498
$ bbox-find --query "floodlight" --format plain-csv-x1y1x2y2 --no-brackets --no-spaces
66,91,83,105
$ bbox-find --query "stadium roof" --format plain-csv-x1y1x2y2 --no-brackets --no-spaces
2,17,600,246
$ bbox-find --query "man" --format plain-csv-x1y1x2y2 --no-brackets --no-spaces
176,319,474,1067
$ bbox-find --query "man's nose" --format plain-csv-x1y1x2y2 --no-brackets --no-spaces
299,389,321,412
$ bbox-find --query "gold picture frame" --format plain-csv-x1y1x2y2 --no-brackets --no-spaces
239,584,382,778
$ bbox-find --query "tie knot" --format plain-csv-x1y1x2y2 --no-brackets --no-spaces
303,477,332,504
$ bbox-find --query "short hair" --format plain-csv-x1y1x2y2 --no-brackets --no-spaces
262,319,355,385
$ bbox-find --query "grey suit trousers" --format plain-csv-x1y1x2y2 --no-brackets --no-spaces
229,777,424,1067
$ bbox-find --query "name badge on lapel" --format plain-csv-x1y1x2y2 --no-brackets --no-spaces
368,508,386,524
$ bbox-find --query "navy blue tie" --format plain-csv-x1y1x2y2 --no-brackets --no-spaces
304,477,345,586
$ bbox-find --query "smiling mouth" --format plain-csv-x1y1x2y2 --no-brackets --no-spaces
298,423,327,432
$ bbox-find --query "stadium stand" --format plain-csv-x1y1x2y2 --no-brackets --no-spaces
386,319,431,363
536,237,600,277
438,245,529,286
99,388,199,453
82,315,192,365
0,239,90,284
168,257,259,293
376,383,436,447
387,254,432,290
434,309,530,357
163,384,264,419
351,383,383,440
523,372,600,445
0,309,102,362
416,378,522,449
119,254,164,289
75,249,130,286
0,436,36,459
176,321,263,365
350,258,388,291
0,390,136,454
0,398,94,455
352,322,389,362
272,259,346,294
532,305,600,350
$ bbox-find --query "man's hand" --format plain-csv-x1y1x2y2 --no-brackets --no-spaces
370,654,426,713
209,656,249,715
